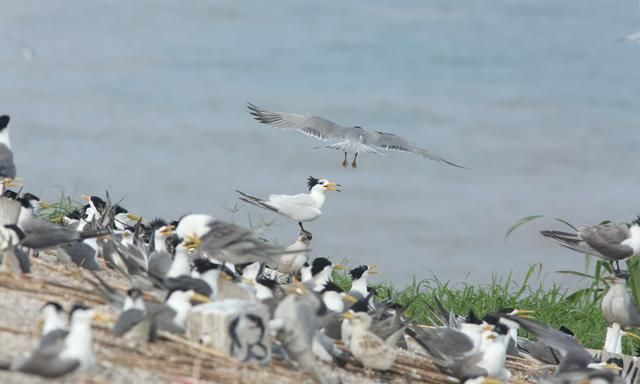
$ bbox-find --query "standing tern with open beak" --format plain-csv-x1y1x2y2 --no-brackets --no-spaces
236,176,340,232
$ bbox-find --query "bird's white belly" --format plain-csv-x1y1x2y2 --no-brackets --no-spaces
276,206,321,222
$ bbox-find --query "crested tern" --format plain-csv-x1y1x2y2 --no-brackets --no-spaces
112,288,153,344
8,304,100,378
176,213,285,265
541,217,640,272
237,176,340,232
248,102,466,168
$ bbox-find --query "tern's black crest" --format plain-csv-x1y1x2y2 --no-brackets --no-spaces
349,265,368,280
193,258,221,274
114,205,128,215
3,190,18,199
127,288,143,299
90,196,106,211
22,192,40,201
0,115,9,130
42,301,64,312
148,218,168,230
66,209,83,220
17,197,32,209
311,257,332,276
482,313,500,326
69,303,91,319
256,275,278,290
4,224,25,241
350,297,370,313
307,176,320,191
494,323,509,336
467,310,482,325
321,281,344,293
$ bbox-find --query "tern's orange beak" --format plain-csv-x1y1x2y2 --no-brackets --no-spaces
324,182,341,192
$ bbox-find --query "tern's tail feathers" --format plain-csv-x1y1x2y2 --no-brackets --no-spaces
236,190,279,213
541,230,590,253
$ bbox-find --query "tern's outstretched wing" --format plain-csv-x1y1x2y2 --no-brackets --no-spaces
248,103,352,142
363,130,466,168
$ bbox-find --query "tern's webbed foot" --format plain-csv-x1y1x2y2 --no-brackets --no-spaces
351,160,357,168
342,159,348,167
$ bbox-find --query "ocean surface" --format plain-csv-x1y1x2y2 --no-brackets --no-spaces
2,1,640,287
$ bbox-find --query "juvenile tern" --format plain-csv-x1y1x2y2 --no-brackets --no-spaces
237,176,340,232
601,273,640,329
248,103,466,168
276,230,312,275
541,217,640,272
342,311,403,371
0,115,16,180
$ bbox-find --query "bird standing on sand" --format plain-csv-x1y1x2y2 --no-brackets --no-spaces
247,103,466,169
541,217,640,272
237,176,340,232
5,304,101,378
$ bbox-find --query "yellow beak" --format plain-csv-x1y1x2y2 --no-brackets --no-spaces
481,324,495,332
342,294,358,304
622,331,640,342
482,378,504,384
324,182,341,192
512,309,535,318
127,213,142,222
39,201,51,209
92,313,115,324
191,292,211,303
333,264,346,271
341,311,354,320
368,264,379,275
81,194,92,202
183,234,202,250
159,225,175,236
1,178,22,187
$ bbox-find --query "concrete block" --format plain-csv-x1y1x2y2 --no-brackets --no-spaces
187,299,271,364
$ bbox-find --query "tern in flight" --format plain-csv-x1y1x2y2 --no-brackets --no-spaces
247,103,466,169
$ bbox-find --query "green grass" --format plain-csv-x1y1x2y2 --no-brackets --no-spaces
334,263,639,355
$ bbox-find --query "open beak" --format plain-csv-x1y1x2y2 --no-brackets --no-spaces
343,294,358,304
324,182,341,192
191,292,211,303
159,225,175,236
341,311,354,320
368,264,379,275
333,264,347,271
512,309,535,318
127,213,142,222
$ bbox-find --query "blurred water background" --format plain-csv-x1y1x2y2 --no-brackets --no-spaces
1,0,640,286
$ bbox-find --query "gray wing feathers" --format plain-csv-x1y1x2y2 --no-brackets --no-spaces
579,225,634,260
248,103,350,141
366,131,466,168
0,144,16,178
113,309,147,336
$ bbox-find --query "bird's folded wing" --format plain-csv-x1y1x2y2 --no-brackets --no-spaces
579,225,633,260
201,221,253,250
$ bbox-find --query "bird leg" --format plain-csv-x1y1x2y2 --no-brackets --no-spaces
298,222,307,232
612,260,621,274
351,153,358,168
342,152,348,168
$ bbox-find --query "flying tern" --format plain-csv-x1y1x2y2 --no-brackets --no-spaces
237,176,340,232
248,103,466,169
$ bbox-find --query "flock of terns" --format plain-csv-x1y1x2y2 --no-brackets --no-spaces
1,105,640,384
